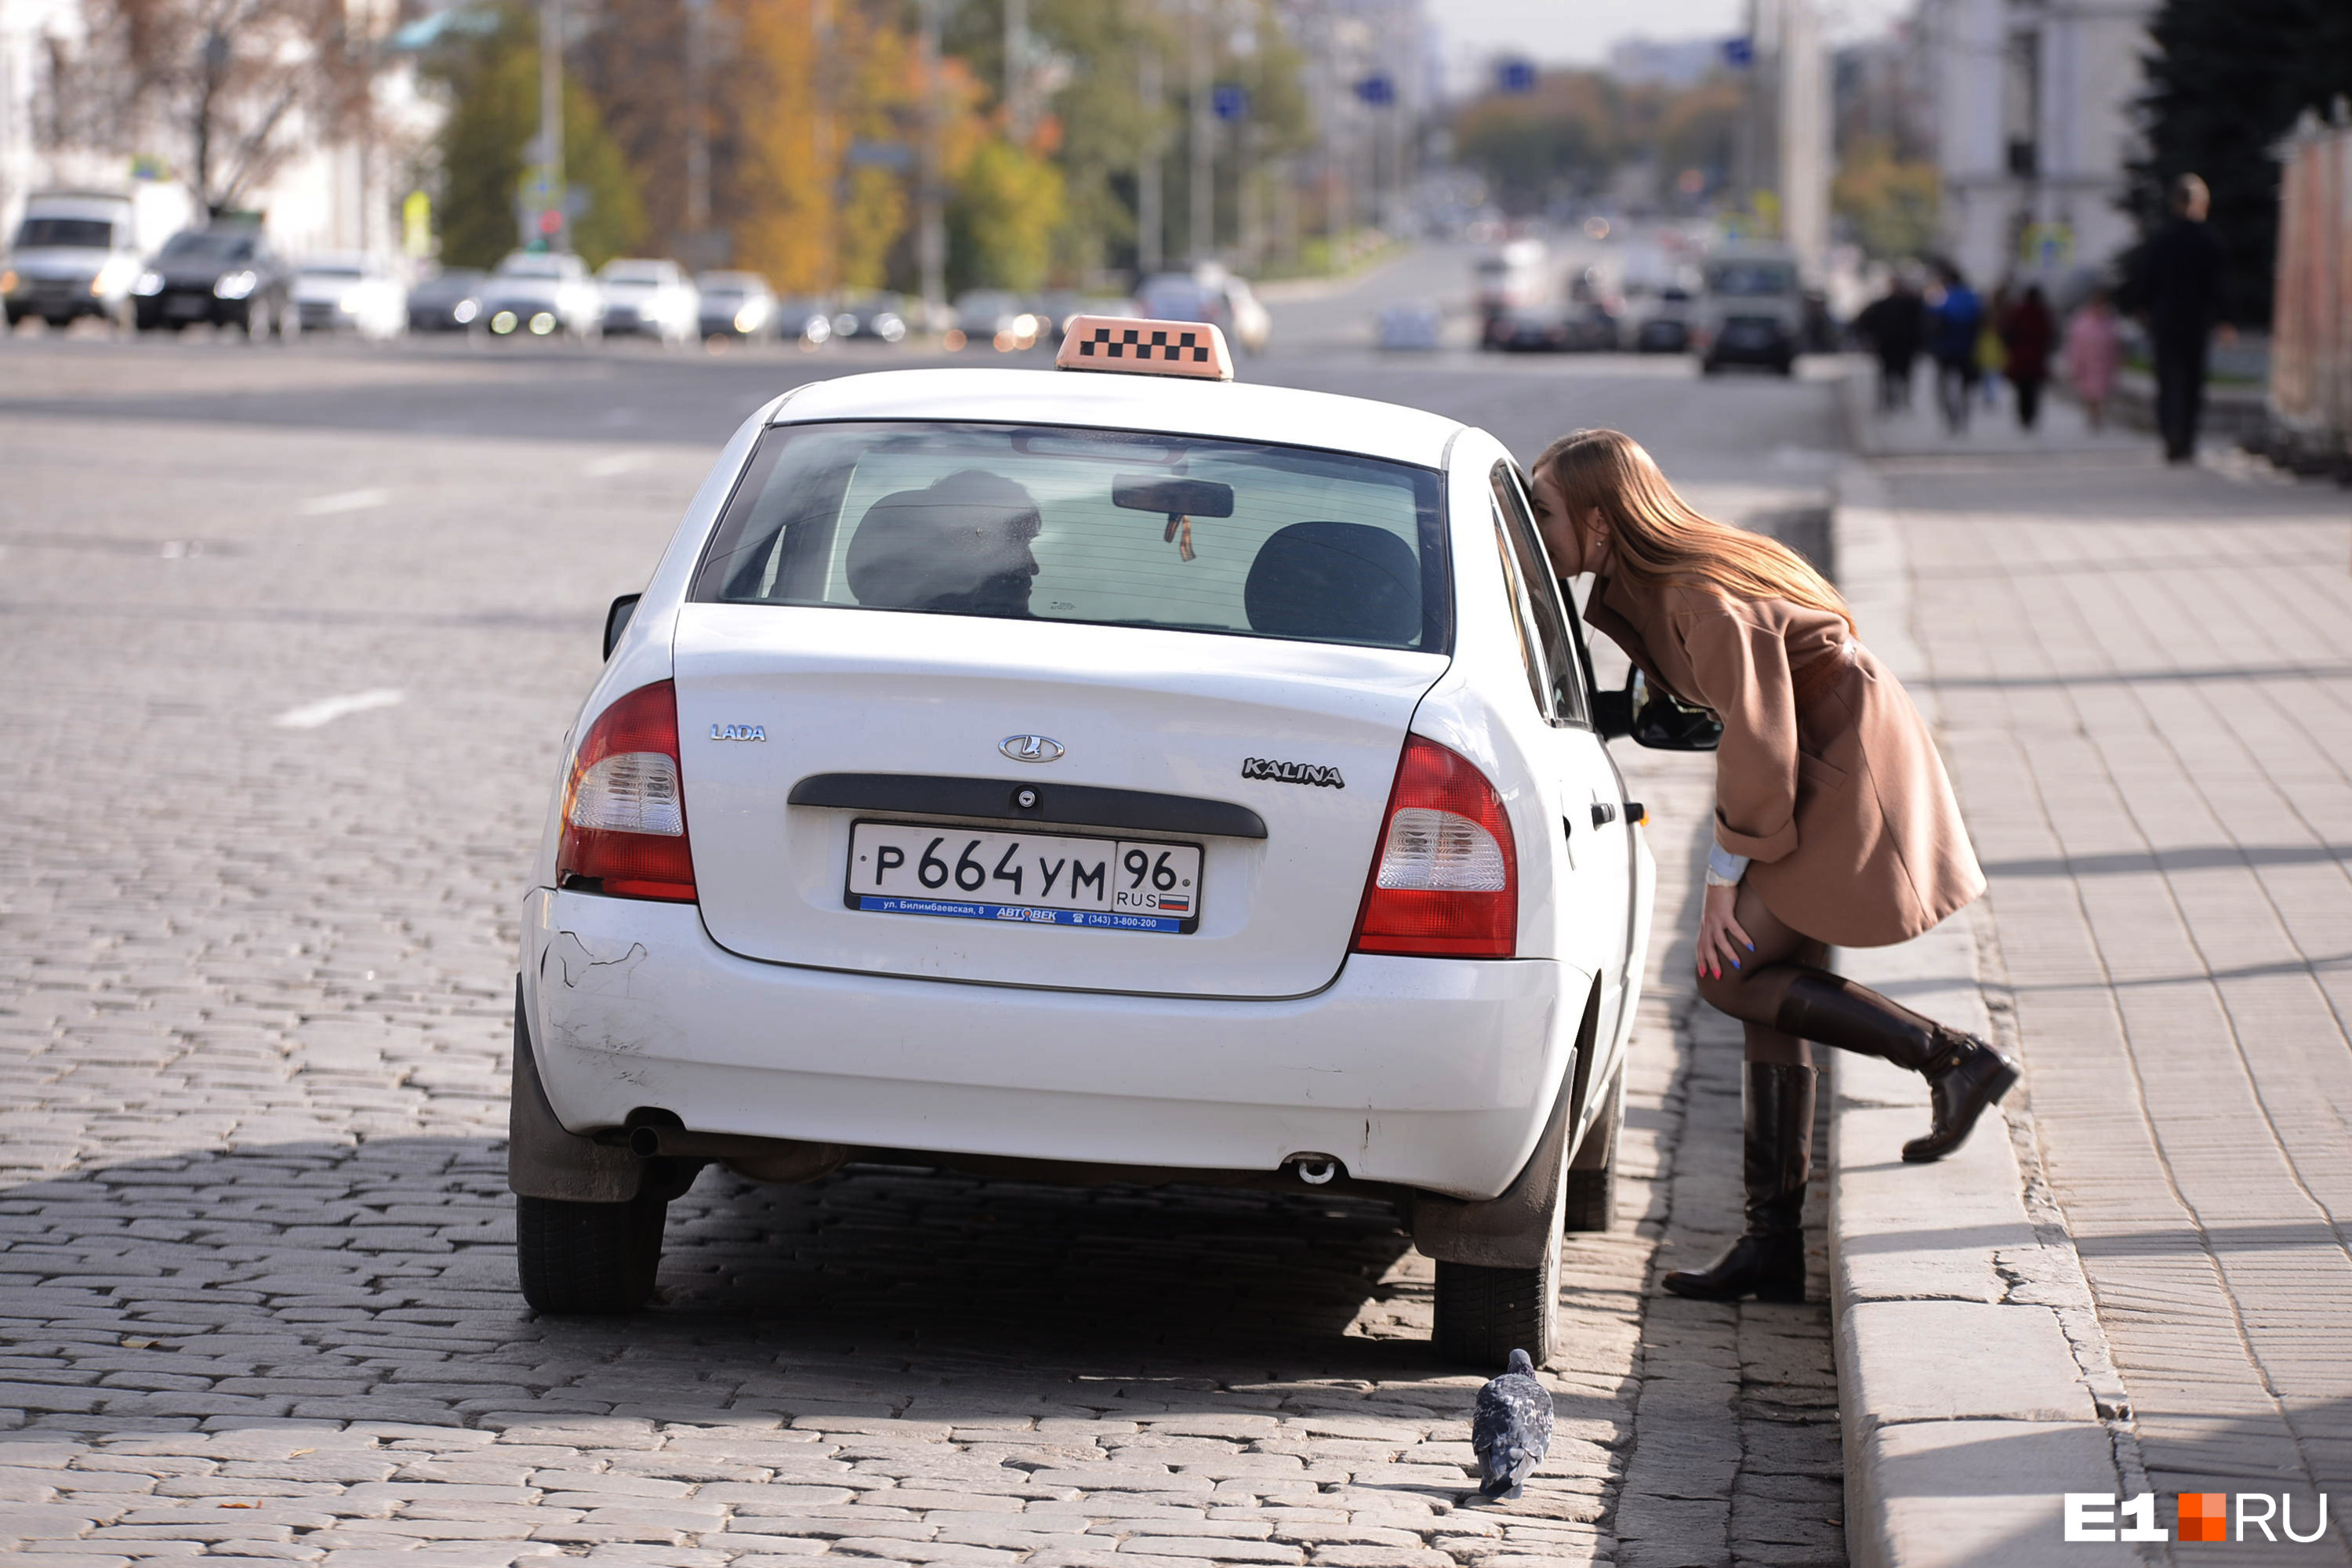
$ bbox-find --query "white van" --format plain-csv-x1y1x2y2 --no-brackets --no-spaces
2,191,144,330
1697,245,1804,376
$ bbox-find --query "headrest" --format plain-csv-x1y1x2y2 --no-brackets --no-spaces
846,469,1042,612
1243,521,1420,646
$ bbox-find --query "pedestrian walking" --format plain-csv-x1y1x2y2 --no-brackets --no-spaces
1976,285,2009,410
2063,288,2123,430
2001,284,2055,431
1853,272,1924,412
1925,264,1983,435
1530,430,2018,1304
2127,172,2233,463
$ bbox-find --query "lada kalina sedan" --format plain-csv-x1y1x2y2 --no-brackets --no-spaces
513,318,1702,1362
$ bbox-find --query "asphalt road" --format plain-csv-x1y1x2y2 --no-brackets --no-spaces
0,259,1849,1568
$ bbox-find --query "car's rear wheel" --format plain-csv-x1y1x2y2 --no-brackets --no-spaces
515,1192,666,1314
1432,1219,1559,1367
1562,1066,1624,1232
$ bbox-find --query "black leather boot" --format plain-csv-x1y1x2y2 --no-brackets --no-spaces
1663,1062,1814,1304
1776,971,2019,1163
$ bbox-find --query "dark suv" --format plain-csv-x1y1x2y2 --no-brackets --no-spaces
132,227,293,337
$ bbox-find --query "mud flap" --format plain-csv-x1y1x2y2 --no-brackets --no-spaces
507,977,644,1203
1408,985,1599,1269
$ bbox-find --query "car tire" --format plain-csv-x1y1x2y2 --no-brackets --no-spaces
1700,357,1722,376
515,1192,666,1314
1432,1220,1560,1367
1560,1066,1624,1232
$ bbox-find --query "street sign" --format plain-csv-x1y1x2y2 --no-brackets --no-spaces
1722,36,1754,67
1211,82,1248,122
1353,73,1395,108
1496,58,1537,95
845,140,914,170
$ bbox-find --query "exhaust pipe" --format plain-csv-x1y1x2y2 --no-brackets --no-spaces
1287,1153,1342,1186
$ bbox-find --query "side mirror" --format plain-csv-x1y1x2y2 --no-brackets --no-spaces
1598,670,1722,752
603,593,641,660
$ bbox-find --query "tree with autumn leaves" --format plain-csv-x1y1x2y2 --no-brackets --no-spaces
430,0,1306,299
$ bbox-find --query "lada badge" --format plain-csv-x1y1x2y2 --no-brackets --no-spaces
1000,735,1065,764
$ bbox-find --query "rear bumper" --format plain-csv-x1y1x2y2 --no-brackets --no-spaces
522,887,1584,1200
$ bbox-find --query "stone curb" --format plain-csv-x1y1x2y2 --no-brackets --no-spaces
1826,459,2143,1568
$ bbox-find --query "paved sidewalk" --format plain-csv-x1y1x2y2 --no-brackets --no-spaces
1842,412,2352,1560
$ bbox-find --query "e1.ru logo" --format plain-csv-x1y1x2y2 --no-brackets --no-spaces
2066,1491,2330,1543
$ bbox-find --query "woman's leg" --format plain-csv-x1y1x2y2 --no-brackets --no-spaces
1695,884,2020,1164
1668,885,1824,1304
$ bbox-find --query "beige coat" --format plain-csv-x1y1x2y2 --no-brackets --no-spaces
1584,573,1984,948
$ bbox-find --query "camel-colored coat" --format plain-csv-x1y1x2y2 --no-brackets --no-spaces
1583,573,1984,948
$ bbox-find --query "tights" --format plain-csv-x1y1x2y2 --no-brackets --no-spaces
1693,882,1828,1067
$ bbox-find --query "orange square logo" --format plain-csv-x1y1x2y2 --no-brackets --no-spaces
2178,1492,2229,1542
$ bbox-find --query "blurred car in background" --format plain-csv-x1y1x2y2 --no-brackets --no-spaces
1135,267,1270,354
3,191,144,331
1377,302,1442,351
482,251,604,340
597,259,699,347
1631,285,1694,354
831,292,908,343
407,268,486,332
695,272,776,342
951,289,1043,351
772,296,833,347
1036,291,1140,343
1490,304,1576,353
132,225,293,338
1473,238,1549,346
289,253,407,341
1697,247,1802,376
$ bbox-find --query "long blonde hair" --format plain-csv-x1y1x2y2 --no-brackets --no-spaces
1534,428,1854,633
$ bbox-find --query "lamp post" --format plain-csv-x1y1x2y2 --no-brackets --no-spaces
916,0,946,328
537,0,566,250
1188,0,1211,264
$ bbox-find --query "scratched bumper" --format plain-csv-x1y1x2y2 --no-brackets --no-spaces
518,887,1581,1200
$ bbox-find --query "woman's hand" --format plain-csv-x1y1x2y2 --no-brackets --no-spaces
1696,883,1754,982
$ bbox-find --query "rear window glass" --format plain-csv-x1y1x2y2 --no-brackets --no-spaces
15,217,114,248
691,421,1451,654
1707,261,1798,296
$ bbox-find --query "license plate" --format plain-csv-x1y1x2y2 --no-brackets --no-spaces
845,819,1203,935
165,294,207,318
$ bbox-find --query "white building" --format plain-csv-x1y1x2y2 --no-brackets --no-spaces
1918,0,2154,289
1,0,441,260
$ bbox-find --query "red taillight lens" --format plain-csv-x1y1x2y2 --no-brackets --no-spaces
556,681,697,902
1350,735,1518,959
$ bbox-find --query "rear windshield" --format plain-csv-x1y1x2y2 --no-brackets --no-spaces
1707,261,1798,296
159,232,253,263
691,421,1451,654
15,217,114,248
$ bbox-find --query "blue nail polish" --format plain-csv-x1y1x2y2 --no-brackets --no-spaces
1731,956,1741,968
1746,939,1755,951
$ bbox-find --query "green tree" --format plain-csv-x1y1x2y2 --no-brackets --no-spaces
1834,136,1940,259
1453,71,1625,212
2129,0,2352,324
430,9,645,270
950,138,1067,291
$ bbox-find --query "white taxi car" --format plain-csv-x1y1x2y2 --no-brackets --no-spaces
513,319,1693,1362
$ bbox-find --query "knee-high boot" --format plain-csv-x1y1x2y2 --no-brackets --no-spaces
1776,971,2019,1163
1662,1062,1815,1304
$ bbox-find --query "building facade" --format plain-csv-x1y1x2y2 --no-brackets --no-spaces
1918,0,2154,289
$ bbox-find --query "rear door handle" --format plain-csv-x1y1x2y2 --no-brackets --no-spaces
1592,802,1618,827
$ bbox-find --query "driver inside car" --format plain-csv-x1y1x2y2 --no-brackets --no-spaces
845,468,1044,618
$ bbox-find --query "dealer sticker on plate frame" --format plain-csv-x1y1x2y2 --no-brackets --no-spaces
845,819,1202,935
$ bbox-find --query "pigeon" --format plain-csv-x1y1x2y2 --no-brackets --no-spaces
1470,1347,1554,1501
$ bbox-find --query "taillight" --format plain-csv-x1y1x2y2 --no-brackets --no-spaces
1350,735,1518,959
556,681,696,902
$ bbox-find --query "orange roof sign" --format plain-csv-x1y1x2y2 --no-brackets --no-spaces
1054,317,1235,381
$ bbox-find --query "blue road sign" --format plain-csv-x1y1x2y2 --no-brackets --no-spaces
1497,59,1537,94
1722,36,1754,67
1354,73,1395,107
1211,83,1248,122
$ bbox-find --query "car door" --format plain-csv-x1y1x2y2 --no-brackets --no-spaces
1486,463,1635,1070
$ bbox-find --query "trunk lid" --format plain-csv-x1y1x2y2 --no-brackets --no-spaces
672,604,1446,998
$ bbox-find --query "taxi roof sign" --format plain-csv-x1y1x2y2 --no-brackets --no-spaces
1054,316,1234,381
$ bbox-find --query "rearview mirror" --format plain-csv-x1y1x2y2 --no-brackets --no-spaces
603,593,641,660
1112,475,1236,517
1595,670,1721,751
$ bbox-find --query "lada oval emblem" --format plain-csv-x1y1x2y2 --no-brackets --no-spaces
1000,734,1065,764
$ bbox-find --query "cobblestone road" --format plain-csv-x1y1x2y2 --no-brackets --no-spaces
0,330,1846,1566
